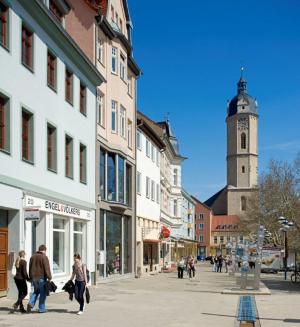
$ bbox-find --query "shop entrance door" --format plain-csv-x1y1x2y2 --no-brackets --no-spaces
149,245,153,272
0,228,8,297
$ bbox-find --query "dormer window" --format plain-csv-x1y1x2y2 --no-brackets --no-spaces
49,0,63,23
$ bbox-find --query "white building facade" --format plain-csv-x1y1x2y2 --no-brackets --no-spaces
136,112,165,276
0,0,104,296
158,121,185,267
178,189,196,241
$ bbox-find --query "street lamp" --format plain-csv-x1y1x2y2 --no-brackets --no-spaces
278,217,294,280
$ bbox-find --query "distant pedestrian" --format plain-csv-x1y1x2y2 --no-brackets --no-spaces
224,256,230,273
13,250,29,313
188,256,196,279
70,254,88,315
27,245,52,313
217,255,223,273
177,256,185,279
213,256,218,272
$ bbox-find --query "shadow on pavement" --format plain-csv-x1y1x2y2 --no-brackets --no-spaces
262,278,300,293
283,319,300,323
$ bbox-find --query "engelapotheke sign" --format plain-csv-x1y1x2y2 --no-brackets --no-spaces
24,195,92,220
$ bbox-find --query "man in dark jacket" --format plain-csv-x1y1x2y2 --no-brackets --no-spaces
27,245,52,313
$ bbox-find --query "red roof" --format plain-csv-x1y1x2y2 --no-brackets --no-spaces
211,215,240,232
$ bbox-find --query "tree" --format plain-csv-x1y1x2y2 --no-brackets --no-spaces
242,152,300,250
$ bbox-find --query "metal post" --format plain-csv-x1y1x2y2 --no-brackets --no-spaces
284,230,288,281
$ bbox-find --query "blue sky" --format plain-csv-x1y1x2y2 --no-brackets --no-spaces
129,0,300,201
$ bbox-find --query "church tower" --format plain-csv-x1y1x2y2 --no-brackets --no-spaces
226,69,258,215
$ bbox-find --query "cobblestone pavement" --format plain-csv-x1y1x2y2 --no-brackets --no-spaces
1,264,300,327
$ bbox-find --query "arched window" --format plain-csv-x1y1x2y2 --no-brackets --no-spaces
241,196,247,211
242,166,245,173
241,133,246,149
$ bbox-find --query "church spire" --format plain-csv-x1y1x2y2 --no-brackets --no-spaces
237,66,247,94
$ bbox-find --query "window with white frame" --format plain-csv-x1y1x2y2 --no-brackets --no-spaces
199,223,204,230
146,177,150,198
120,106,126,138
97,33,104,64
136,130,142,150
127,76,132,95
120,53,126,81
199,235,204,243
111,47,117,74
151,144,155,162
53,217,66,274
156,184,159,203
156,149,160,167
111,100,117,132
146,139,150,157
151,180,155,201
173,168,178,186
199,213,204,220
97,91,105,127
137,171,141,194
173,199,177,217
127,119,132,148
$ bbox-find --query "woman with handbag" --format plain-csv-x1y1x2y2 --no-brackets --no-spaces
13,250,29,313
70,253,88,315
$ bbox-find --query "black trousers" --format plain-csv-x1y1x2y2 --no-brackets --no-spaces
74,280,85,311
14,278,27,307
177,267,184,278
189,266,195,278
217,264,223,272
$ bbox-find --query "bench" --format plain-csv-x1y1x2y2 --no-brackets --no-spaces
237,295,257,325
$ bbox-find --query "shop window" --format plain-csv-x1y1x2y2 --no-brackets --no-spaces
47,50,57,91
22,109,34,163
79,83,86,116
65,134,73,179
0,2,9,49
74,221,85,261
0,94,10,153
22,24,34,71
80,143,87,184
123,216,131,273
65,68,73,105
106,212,122,276
53,218,66,274
47,123,57,172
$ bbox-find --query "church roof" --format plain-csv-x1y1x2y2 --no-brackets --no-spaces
204,187,226,208
227,73,258,117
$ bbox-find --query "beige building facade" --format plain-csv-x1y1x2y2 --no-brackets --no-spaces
65,0,140,281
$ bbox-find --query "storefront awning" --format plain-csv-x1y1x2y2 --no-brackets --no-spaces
143,239,160,244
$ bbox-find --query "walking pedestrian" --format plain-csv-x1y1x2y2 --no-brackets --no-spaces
217,255,223,273
188,256,196,279
27,245,52,313
177,256,185,279
70,253,88,315
13,250,29,313
213,256,218,272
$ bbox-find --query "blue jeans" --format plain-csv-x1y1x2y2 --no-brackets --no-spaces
74,280,85,311
29,278,47,313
